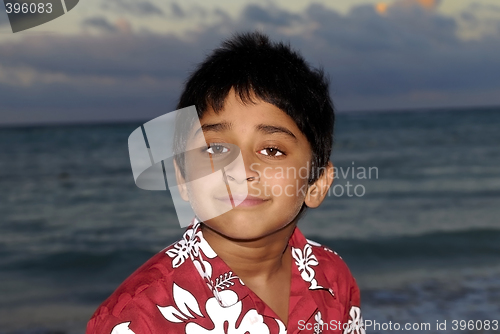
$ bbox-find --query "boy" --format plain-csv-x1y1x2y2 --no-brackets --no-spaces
86,32,365,334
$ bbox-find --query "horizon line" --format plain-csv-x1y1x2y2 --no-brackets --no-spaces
1,104,498,130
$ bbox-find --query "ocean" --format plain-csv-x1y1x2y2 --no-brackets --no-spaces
0,107,499,333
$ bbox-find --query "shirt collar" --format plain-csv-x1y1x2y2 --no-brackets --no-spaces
187,218,249,307
184,219,335,308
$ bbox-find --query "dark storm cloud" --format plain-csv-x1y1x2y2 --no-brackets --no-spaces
0,33,223,124
170,3,185,18
0,33,211,79
215,2,500,103
1,1,500,125
102,0,165,17
82,16,117,32
293,3,500,104
241,4,301,26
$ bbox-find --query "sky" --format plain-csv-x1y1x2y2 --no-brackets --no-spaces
0,0,500,125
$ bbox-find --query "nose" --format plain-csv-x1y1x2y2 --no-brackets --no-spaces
224,149,259,184
226,174,258,183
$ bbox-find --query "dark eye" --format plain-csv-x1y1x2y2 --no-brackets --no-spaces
259,148,283,157
206,144,229,155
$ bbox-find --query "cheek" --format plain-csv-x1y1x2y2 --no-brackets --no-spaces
186,171,231,200
261,164,309,189
185,172,234,221
264,169,309,203
278,176,309,223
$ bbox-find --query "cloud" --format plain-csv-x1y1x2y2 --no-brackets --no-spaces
455,2,500,39
82,16,118,33
102,0,165,17
1,1,500,125
115,18,132,33
81,16,133,34
241,4,301,27
467,2,500,13
375,0,442,15
0,64,72,87
301,3,500,97
0,33,221,124
170,3,185,18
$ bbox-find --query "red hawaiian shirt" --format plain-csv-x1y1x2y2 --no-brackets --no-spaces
86,219,365,334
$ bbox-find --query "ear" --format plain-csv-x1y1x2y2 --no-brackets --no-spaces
173,159,189,202
304,161,334,208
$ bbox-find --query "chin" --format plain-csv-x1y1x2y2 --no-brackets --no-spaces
211,218,266,240
205,214,293,241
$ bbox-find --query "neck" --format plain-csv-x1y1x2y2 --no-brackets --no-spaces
200,221,297,283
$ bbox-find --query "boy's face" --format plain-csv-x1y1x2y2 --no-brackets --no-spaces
176,90,331,240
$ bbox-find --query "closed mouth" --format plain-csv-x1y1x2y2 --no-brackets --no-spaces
215,194,270,207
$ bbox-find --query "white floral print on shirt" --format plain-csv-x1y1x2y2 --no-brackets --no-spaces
291,244,324,290
110,322,136,334
159,284,270,334
343,306,366,334
314,311,324,334
165,221,216,268
165,221,243,308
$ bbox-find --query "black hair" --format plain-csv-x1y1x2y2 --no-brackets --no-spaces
175,31,334,184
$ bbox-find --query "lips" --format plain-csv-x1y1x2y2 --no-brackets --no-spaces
215,194,270,207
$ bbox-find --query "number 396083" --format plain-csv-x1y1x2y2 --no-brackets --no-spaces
5,3,53,14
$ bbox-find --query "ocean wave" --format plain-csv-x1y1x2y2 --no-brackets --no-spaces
2,228,499,275
309,228,500,265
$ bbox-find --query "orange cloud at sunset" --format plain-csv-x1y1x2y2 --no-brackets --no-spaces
376,3,389,14
376,0,441,15
416,0,440,10
115,18,132,34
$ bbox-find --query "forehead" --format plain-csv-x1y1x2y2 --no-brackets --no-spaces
198,91,304,137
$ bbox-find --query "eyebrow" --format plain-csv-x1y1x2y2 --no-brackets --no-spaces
193,122,297,141
256,124,297,141
193,121,232,138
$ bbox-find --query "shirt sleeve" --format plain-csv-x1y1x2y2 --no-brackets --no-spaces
85,294,143,334
86,312,131,334
85,288,174,334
